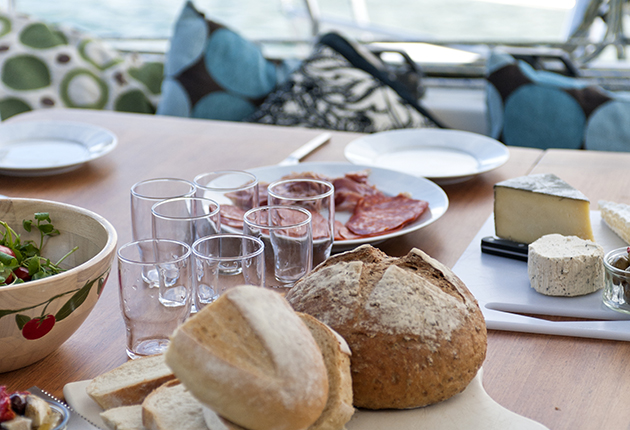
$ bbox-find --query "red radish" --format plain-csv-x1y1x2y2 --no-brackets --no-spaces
12,267,30,282
0,245,15,257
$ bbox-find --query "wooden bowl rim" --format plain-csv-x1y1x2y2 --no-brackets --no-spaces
0,197,117,291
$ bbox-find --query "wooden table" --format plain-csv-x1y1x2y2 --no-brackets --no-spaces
0,109,628,429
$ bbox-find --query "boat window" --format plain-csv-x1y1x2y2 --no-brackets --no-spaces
8,0,573,45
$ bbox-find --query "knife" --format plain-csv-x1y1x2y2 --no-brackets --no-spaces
480,236,529,262
278,132,332,166
28,386,103,429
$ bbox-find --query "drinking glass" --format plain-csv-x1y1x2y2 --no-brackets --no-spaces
267,178,335,266
151,196,221,312
130,178,196,241
192,234,265,308
117,239,193,359
193,170,259,230
243,206,312,292
603,247,630,314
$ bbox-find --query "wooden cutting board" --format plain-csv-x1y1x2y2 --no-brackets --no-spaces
64,368,547,430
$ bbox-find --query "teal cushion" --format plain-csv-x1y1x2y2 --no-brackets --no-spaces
0,11,163,120
486,51,630,151
157,1,296,121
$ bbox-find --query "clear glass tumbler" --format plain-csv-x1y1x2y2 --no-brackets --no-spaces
244,206,312,292
117,239,192,359
192,233,265,309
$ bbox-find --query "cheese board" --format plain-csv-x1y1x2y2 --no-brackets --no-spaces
63,369,548,430
453,211,630,341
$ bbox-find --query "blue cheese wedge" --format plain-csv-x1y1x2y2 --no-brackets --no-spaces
599,200,630,244
494,173,594,244
528,234,604,297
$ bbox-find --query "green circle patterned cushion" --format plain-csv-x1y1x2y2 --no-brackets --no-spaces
0,11,163,120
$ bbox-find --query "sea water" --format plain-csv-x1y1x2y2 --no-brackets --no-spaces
10,0,572,45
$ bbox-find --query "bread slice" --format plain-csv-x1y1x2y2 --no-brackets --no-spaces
165,285,329,430
86,355,176,410
600,200,630,244
142,380,208,430
298,313,355,430
100,405,144,430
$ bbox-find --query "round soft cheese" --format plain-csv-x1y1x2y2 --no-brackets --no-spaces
528,234,604,296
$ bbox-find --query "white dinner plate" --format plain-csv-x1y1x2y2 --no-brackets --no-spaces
344,129,510,185
247,162,448,250
0,120,117,176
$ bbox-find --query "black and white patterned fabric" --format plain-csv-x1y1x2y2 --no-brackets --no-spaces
247,43,437,133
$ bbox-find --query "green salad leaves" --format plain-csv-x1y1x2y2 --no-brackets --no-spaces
0,213,77,286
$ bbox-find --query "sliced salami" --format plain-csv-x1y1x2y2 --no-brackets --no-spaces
220,205,246,228
332,175,384,212
346,194,429,236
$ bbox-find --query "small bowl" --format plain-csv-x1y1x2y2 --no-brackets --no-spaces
0,198,117,373
45,396,71,430
603,247,630,314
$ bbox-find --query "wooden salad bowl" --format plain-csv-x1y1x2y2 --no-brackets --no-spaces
0,198,117,373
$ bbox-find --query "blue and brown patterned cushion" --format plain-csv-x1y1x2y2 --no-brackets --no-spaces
157,1,297,121
247,32,440,133
0,11,163,120
486,50,630,151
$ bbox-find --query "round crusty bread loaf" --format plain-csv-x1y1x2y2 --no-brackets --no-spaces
164,285,329,430
297,313,355,430
285,245,487,409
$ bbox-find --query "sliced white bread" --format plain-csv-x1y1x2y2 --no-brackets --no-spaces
600,200,630,244
98,384,246,430
165,286,329,430
298,313,355,430
100,405,144,430
142,380,208,430
86,354,175,410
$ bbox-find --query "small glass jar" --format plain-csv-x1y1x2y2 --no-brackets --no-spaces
603,247,630,314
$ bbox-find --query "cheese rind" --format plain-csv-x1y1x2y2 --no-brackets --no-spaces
494,173,594,244
599,200,630,245
528,234,604,297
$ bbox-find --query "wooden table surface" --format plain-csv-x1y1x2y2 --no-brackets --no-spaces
1,109,629,429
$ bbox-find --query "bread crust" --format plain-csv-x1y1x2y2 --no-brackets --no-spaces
298,313,355,430
165,286,329,430
286,245,487,409
86,354,175,410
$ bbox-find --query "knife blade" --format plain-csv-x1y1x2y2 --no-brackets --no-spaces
28,386,104,429
278,132,332,166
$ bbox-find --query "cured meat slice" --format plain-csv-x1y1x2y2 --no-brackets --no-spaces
220,205,246,229
343,169,370,184
332,175,383,212
346,194,429,236
310,209,331,240
334,220,362,240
